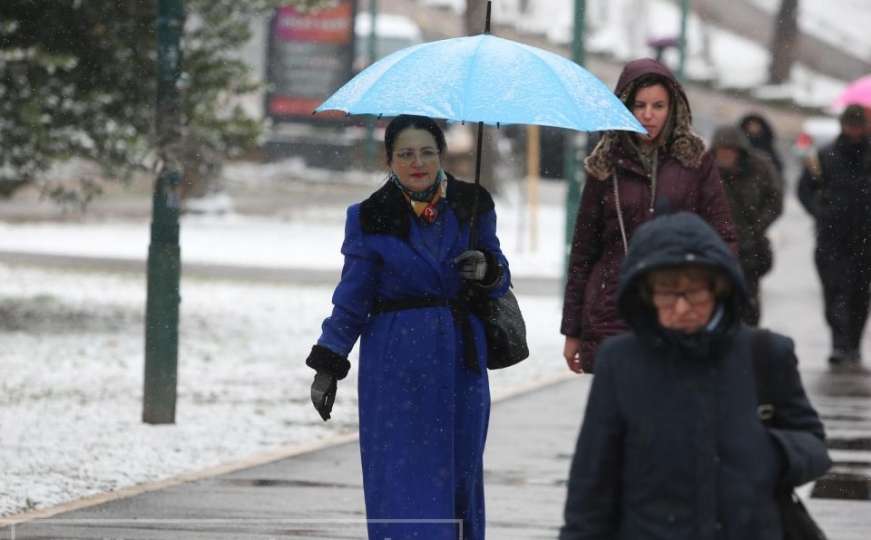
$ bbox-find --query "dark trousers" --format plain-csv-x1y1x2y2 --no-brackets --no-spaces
741,269,762,327
815,244,871,354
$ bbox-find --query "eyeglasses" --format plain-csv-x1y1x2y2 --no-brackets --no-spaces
651,287,713,308
394,148,440,163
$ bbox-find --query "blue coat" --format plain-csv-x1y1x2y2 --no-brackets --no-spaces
317,177,510,540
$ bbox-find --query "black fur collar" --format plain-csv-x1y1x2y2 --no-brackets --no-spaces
359,174,494,238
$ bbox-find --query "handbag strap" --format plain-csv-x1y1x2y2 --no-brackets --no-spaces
750,328,776,426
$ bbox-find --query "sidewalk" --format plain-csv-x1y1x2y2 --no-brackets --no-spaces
4,366,870,539
0,375,575,540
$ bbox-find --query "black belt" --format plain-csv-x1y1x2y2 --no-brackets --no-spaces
371,295,480,372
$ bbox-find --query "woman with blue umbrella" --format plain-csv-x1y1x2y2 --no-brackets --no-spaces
305,114,511,539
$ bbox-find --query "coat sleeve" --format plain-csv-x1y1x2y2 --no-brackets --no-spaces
476,206,512,297
560,348,624,540
766,334,833,488
696,152,739,254
756,154,785,232
796,158,822,218
316,205,381,359
561,179,607,337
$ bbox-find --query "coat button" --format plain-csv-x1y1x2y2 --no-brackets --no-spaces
715,521,723,531
667,514,676,524
713,454,721,464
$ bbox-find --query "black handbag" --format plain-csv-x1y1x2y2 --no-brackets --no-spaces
751,330,828,540
465,181,529,370
777,490,827,540
469,287,529,370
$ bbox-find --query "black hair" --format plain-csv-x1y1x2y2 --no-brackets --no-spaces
840,104,866,127
384,115,447,165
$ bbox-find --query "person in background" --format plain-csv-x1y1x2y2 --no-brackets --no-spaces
559,212,831,540
561,57,736,374
305,114,511,539
708,125,784,325
739,112,784,175
797,104,871,369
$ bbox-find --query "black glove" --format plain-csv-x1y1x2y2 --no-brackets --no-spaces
311,371,337,421
454,250,487,281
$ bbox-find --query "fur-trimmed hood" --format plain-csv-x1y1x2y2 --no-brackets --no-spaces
585,58,706,180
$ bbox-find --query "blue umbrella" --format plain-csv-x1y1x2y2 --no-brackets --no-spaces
315,36,643,134
316,2,644,240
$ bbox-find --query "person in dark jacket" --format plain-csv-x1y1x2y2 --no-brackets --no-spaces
739,112,784,175
559,212,831,540
562,57,737,373
708,125,784,325
305,115,512,540
797,104,871,367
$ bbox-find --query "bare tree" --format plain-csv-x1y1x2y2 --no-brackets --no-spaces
463,0,498,193
768,0,799,84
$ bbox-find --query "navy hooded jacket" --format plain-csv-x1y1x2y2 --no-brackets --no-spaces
560,212,831,540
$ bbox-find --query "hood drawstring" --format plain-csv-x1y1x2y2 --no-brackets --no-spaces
648,148,659,213
612,148,658,256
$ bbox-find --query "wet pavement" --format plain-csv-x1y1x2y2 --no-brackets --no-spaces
3,366,871,539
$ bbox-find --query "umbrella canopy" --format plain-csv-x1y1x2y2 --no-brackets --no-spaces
833,74,871,109
315,34,644,134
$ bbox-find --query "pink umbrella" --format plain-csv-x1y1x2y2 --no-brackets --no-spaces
833,74,871,109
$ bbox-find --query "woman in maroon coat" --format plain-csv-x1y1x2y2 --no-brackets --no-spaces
562,58,737,373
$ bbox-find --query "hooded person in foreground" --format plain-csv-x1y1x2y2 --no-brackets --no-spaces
559,212,831,540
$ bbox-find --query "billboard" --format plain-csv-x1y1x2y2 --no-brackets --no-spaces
266,1,357,122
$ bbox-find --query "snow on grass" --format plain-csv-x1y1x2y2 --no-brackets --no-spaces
0,184,566,278
0,260,564,517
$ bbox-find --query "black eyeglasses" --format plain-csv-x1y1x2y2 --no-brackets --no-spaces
651,287,713,308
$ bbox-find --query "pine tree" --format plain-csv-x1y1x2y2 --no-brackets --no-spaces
0,0,323,204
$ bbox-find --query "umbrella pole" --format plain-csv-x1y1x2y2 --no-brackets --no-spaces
469,1,490,249
470,120,484,249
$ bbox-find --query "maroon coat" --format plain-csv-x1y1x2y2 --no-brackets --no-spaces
561,58,737,372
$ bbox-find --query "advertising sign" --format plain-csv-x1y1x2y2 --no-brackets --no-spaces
266,1,357,122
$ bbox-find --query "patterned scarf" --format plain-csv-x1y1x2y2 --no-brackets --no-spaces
391,170,447,223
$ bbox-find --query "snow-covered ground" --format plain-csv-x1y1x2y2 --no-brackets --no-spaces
5,0,871,523
0,182,564,279
0,180,568,518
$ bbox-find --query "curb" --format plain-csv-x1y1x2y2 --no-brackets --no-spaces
1,370,578,527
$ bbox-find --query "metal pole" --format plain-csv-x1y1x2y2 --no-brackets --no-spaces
364,0,378,166
143,0,184,425
563,0,586,286
677,0,689,82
